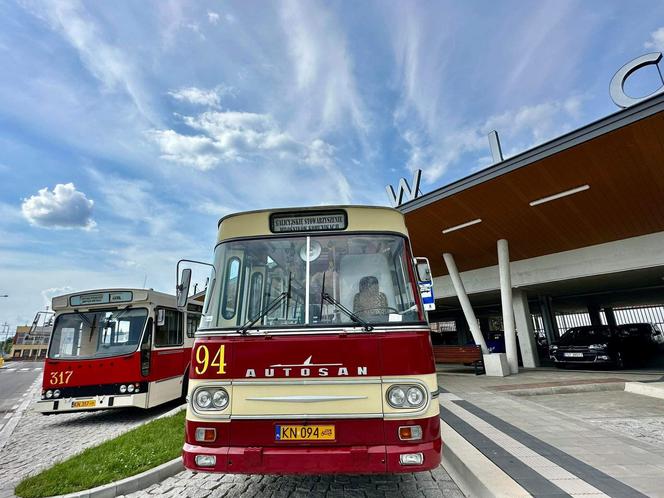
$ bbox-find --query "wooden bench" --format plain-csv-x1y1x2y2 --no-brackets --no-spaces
433,345,485,375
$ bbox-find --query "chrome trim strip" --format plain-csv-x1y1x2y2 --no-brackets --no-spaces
245,395,368,403
231,413,382,420
195,326,428,337
232,378,382,386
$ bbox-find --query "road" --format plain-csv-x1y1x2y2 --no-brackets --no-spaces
0,361,42,433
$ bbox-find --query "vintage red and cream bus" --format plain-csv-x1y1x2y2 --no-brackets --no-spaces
36,288,202,413
181,206,441,474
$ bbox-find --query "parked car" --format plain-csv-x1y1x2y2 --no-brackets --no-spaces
617,323,664,351
550,324,657,368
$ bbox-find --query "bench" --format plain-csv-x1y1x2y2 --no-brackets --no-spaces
433,345,485,375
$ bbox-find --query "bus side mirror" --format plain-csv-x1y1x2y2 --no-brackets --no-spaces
414,257,435,312
415,259,432,283
177,268,192,310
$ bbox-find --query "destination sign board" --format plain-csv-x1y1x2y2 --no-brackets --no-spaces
70,291,133,307
270,211,347,233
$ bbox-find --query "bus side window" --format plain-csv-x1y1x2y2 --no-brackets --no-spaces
154,308,183,347
186,313,201,338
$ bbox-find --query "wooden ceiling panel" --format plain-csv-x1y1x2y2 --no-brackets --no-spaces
405,111,664,276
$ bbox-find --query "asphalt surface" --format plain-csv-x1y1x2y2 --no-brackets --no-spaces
0,361,42,432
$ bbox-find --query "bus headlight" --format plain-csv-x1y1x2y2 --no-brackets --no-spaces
195,389,212,409
212,389,229,409
46,390,53,399
127,384,135,393
53,390,61,398
193,388,229,411
119,385,127,394
387,385,426,409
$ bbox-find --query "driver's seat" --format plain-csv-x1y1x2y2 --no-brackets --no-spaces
353,276,389,322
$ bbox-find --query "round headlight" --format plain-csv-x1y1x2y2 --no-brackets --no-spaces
195,389,212,409
388,386,406,407
212,389,229,409
53,390,61,398
406,386,425,407
46,390,53,399
127,384,135,393
119,385,127,394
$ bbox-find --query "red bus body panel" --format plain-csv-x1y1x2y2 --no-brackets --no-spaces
184,330,442,474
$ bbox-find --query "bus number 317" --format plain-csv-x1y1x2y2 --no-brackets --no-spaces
194,345,227,375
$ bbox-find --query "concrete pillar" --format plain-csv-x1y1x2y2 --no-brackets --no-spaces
539,295,560,343
513,289,539,368
604,307,617,327
442,253,489,354
497,239,519,374
588,305,603,327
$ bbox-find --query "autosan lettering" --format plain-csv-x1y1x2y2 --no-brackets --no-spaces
244,355,368,378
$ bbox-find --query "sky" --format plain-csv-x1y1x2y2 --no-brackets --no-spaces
2,0,664,333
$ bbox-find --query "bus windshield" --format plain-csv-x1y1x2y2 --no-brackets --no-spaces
48,308,148,359
201,233,422,330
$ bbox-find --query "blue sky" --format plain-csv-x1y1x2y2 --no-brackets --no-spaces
2,0,664,331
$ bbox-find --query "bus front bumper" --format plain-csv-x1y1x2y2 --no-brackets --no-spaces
35,393,148,413
183,437,442,474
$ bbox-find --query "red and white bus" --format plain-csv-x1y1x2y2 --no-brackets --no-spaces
180,206,442,474
37,289,201,413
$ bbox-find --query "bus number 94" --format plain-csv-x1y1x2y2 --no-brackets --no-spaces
194,345,227,375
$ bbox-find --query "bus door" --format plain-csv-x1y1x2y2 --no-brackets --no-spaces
149,307,185,406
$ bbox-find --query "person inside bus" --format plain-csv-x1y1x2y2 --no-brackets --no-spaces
353,275,389,322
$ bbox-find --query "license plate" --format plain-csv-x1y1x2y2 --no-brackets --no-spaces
564,352,584,358
275,425,335,441
72,400,96,408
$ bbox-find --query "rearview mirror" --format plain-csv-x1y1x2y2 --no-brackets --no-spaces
177,268,192,309
416,262,432,282
414,257,435,312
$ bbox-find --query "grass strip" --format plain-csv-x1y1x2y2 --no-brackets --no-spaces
15,410,185,498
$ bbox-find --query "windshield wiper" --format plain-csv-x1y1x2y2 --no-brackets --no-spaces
320,272,373,332
239,272,292,335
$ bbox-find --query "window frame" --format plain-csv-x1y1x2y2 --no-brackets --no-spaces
153,307,184,348
201,231,426,332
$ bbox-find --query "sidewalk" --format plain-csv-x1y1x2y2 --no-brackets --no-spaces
438,367,664,497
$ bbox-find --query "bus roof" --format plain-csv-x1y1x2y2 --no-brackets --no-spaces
51,288,197,312
217,205,408,242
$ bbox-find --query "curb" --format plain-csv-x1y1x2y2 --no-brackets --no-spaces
506,381,625,397
440,419,530,498
55,457,184,498
625,381,664,400
23,404,188,498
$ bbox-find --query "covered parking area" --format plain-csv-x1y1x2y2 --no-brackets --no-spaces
400,92,664,374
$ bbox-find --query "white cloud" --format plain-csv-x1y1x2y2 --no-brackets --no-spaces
21,183,96,230
645,27,664,52
26,0,157,124
150,111,307,169
279,0,367,136
168,86,227,107
207,11,220,25
400,96,585,183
